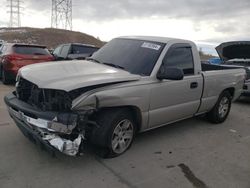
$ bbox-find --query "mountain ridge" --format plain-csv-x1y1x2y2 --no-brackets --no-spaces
0,27,104,49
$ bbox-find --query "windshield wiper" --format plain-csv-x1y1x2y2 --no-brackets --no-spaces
86,57,102,64
86,57,125,70
102,62,125,70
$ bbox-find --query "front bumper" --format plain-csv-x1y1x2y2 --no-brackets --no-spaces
4,93,84,156
11,113,57,156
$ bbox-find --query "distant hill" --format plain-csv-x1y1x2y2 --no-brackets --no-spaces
0,28,217,61
0,27,104,49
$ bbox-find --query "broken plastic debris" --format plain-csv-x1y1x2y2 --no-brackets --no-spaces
43,134,84,156
48,121,76,134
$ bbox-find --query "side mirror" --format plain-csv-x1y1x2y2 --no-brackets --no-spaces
157,66,184,80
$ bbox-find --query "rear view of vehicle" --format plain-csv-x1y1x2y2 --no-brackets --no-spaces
0,43,54,84
216,41,250,96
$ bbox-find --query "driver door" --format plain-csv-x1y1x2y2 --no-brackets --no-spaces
149,44,203,128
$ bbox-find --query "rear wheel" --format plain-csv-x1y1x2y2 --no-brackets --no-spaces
207,91,232,123
91,108,136,158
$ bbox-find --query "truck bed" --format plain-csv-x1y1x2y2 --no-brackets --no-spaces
198,65,245,114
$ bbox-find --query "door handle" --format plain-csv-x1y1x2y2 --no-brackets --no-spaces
190,82,198,89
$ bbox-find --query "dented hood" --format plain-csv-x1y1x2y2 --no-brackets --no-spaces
19,60,141,91
216,41,250,61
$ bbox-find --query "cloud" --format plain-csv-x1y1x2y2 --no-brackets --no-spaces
26,0,250,21
25,0,250,35
0,20,8,27
1,0,249,44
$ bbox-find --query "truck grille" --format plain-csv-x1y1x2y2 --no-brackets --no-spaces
16,78,34,102
16,78,72,111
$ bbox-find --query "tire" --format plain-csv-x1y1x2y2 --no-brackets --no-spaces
0,66,2,79
207,91,232,124
91,108,136,158
2,69,11,85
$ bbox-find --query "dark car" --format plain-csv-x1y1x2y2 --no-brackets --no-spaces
52,43,100,61
0,43,54,84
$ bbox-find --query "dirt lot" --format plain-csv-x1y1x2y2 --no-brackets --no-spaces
0,81,250,188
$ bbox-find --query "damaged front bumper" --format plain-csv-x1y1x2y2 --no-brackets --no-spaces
4,93,85,156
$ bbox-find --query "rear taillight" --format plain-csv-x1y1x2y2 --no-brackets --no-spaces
5,54,22,62
4,54,23,69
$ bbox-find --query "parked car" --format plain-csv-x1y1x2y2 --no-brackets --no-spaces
5,36,245,158
216,41,250,95
0,43,54,84
52,43,100,60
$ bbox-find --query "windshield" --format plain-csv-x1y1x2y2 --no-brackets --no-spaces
91,38,165,76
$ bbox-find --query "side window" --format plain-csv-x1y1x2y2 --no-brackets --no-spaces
162,46,194,75
53,46,62,56
60,45,70,58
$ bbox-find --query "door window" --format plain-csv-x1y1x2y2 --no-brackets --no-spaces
163,45,194,75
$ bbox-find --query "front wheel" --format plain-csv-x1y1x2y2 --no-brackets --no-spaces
91,109,136,158
207,91,232,124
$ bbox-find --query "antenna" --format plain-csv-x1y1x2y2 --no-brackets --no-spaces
51,0,72,30
7,0,22,27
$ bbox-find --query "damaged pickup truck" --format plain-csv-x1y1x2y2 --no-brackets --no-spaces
4,36,246,158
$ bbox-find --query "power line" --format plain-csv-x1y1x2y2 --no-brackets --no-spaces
7,0,22,27
51,0,72,30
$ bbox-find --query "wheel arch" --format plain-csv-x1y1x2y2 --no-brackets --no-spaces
222,87,235,98
97,105,143,132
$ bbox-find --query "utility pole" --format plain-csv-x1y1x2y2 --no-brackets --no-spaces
51,0,72,30
7,0,22,27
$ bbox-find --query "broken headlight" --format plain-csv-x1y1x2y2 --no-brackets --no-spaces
47,113,78,134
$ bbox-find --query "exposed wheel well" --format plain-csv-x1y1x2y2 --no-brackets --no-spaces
223,87,235,98
97,106,142,132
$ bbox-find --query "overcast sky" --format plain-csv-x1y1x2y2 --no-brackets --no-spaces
0,0,249,53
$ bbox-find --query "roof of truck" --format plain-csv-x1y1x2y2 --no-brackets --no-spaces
119,36,194,44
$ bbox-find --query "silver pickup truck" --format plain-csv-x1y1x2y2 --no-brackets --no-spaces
4,36,246,158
